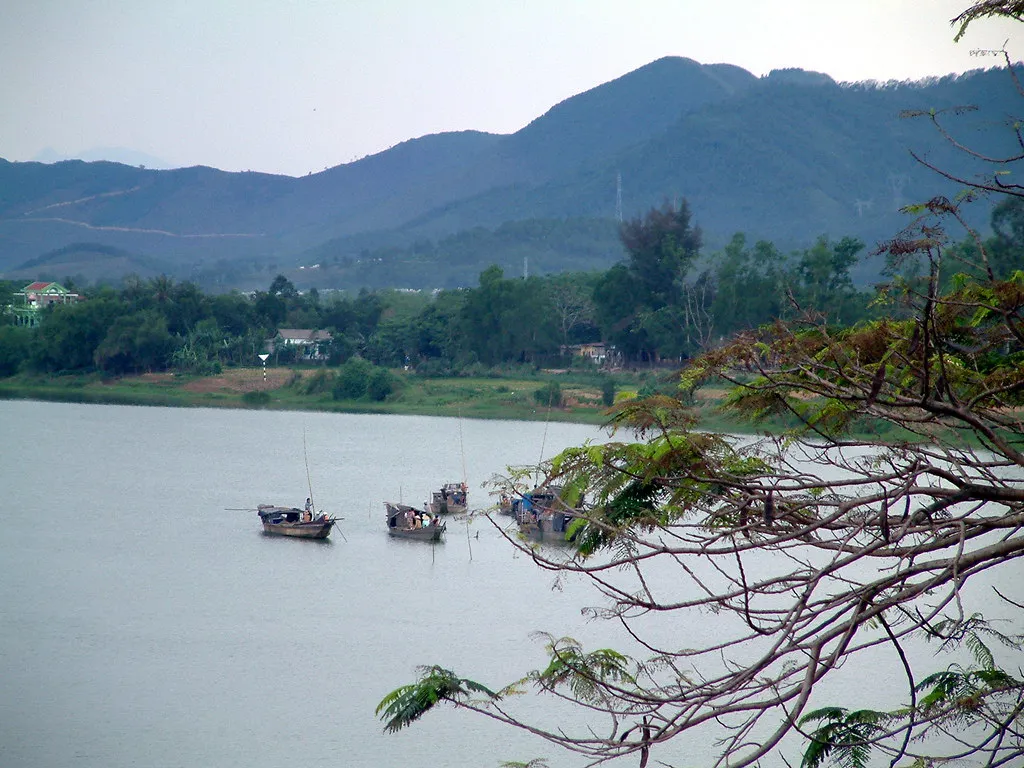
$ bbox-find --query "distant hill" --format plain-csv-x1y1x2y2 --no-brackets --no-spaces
31,146,174,170
5,241,174,284
0,57,1017,290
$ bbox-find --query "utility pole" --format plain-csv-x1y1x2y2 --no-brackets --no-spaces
615,172,623,222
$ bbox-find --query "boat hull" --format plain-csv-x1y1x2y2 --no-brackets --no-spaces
261,520,334,539
257,504,335,539
427,501,467,515
426,483,468,515
387,525,445,542
384,501,446,541
518,521,575,544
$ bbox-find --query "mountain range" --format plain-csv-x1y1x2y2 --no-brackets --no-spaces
1,56,1018,291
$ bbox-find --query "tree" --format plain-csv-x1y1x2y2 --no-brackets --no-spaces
0,325,32,375
953,1,1024,40
31,297,128,372
619,199,702,311
549,273,598,350
377,11,1024,767
594,201,703,363
94,310,174,373
380,224,1024,768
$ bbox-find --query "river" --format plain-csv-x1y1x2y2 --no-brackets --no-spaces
1,400,1019,768
0,400,621,768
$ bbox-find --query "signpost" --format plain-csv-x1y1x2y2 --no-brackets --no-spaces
258,353,270,388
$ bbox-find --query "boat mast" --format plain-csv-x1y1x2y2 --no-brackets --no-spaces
303,428,315,514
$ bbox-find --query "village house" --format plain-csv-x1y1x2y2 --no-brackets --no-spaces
6,282,81,327
268,328,333,361
562,342,620,368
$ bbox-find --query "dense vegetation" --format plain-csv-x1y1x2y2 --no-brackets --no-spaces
3,195,1020,394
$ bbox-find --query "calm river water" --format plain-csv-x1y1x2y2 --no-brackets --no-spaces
1,400,1019,768
0,400,621,768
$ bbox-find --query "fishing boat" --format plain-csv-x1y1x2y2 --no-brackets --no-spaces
513,486,580,543
426,482,469,515
257,504,337,539
384,502,446,541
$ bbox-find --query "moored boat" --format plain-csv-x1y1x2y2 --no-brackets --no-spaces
513,486,580,543
257,504,337,539
384,501,446,541
426,482,469,515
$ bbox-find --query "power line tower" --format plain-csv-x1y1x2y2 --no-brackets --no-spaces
615,172,623,222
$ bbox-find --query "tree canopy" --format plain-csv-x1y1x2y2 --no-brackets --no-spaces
375,9,1024,767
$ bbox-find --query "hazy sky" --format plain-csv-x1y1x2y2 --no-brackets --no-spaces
1,1,1017,177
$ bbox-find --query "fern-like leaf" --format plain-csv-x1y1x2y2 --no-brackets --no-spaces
376,665,497,733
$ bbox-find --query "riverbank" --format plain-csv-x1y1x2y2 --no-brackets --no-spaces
0,367,639,425
0,366,918,440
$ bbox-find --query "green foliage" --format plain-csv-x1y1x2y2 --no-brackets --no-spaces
600,377,615,407
375,666,497,734
799,708,885,768
593,200,704,361
533,381,562,408
366,366,395,401
0,324,32,376
528,634,636,702
300,368,336,396
91,309,176,373
333,356,373,400
31,297,129,372
799,615,1024,768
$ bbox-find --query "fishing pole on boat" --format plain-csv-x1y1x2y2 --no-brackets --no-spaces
332,517,348,542
457,406,473,561
303,427,315,513
536,399,553,488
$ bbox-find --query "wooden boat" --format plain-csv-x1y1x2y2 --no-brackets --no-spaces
513,486,579,543
384,502,446,541
426,482,469,515
257,504,337,539
497,493,515,516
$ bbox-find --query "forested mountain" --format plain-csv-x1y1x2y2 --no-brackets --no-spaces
0,57,1017,290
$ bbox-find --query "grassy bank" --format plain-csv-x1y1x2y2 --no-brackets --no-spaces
0,366,926,443
0,367,642,424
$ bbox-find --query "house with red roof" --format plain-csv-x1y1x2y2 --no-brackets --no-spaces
7,282,81,327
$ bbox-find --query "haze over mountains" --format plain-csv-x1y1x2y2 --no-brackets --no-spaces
1,56,1018,291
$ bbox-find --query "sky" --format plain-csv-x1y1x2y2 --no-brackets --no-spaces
1,1,1018,178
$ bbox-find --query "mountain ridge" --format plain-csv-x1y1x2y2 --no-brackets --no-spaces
1,57,1016,290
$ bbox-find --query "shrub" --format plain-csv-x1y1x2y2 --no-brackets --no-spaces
413,358,452,378
533,381,562,408
333,356,372,400
366,367,394,401
601,377,615,407
302,369,335,395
